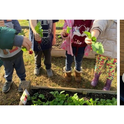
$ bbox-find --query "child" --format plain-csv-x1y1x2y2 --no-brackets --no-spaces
29,20,58,77
85,20,117,91
61,20,93,82
0,20,27,93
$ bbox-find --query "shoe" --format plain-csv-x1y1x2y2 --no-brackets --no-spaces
18,81,25,93
74,67,82,83
2,81,13,93
46,69,53,77
91,73,101,87
63,67,72,82
34,67,41,75
103,79,112,91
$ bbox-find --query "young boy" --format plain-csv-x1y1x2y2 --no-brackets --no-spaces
0,20,27,93
29,20,58,77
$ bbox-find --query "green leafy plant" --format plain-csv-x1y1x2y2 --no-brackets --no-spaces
84,31,104,54
21,47,27,52
60,26,72,38
66,26,71,34
97,97,117,105
21,47,33,54
35,21,43,38
27,90,117,105
58,26,72,39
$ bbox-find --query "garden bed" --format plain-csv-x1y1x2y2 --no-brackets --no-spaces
21,86,117,105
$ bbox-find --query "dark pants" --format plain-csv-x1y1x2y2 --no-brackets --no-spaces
65,46,85,71
34,48,52,70
2,53,26,82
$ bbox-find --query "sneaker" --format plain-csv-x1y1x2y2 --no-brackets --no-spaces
18,81,24,93
2,81,13,93
34,67,41,75
46,69,53,77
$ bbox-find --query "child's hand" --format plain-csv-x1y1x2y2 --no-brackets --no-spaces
34,32,41,42
61,29,69,38
22,37,32,51
85,37,92,45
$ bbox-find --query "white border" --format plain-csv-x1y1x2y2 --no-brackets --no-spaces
0,0,122,123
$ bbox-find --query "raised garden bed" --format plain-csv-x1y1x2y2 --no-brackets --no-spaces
51,48,95,59
20,85,117,105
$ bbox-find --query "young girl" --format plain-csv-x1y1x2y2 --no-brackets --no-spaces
85,20,117,91
61,20,93,82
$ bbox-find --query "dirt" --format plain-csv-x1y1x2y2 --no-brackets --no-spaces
26,88,117,105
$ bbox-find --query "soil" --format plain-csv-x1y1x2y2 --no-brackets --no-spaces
26,88,117,105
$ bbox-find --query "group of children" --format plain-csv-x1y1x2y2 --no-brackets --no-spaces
0,19,117,93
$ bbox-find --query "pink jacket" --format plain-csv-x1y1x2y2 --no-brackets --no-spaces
61,20,91,56
61,20,74,56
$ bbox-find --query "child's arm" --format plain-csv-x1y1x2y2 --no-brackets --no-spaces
52,23,56,45
12,20,22,34
91,29,100,38
29,20,41,41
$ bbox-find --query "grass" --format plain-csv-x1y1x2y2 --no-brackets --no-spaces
0,20,117,105
19,20,29,26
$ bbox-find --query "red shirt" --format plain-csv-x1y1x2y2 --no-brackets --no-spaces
72,20,93,47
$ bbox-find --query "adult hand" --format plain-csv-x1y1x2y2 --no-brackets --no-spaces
85,37,92,45
34,32,41,42
22,37,32,51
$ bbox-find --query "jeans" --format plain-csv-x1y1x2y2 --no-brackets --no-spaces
2,53,26,82
65,46,85,71
34,48,52,70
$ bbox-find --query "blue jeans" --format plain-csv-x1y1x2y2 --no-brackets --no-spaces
65,46,85,71
2,53,26,82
